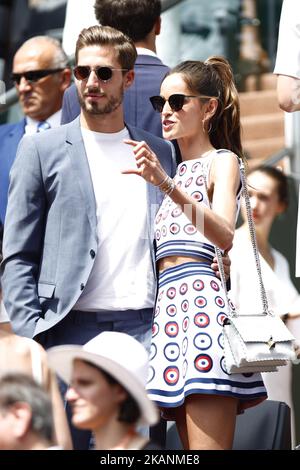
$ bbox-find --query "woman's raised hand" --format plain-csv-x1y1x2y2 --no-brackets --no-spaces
122,139,167,186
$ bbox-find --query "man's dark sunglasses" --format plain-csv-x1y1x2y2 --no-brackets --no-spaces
11,68,64,85
73,65,128,82
149,93,216,113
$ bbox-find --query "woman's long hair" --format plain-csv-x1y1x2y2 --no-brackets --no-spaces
166,57,244,159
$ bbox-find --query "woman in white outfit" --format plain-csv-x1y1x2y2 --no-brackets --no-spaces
230,166,300,444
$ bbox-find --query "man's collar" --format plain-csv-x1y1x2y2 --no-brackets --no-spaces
136,47,158,58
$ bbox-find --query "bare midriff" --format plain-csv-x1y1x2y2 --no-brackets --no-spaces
157,255,211,274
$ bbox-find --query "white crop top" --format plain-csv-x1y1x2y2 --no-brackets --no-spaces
155,149,242,262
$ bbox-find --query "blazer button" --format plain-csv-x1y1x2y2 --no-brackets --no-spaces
90,249,96,259
80,283,85,291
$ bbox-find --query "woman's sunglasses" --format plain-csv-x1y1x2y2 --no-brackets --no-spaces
149,94,216,113
11,68,64,85
73,65,128,82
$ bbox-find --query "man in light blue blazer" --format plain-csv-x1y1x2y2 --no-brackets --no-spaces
1,25,176,350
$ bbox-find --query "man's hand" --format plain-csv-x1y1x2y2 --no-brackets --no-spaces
211,251,231,281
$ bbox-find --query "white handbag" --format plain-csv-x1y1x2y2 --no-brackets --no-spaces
207,161,295,374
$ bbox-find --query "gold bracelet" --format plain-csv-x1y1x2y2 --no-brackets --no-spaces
158,175,176,196
156,175,169,188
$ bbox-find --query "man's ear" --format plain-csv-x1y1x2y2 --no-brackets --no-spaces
155,17,161,36
60,68,72,92
10,402,32,438
123,69,135,90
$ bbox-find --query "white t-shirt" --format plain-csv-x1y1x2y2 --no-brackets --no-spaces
274,0,300,79
74,127,155,311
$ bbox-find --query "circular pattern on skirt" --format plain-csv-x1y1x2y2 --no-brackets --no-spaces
182,359,188,378
194,354,213,372
152,322,159,338
184,224,197,235
193,279,204,291
150,343,157,360
194,312,210,328
194,332,212,350
171,207,182,218
179,283,188,295
147,366,155,383
170,223,180,235
216,312,227,326
182,337,188,356
182,316,190,332
166,304,177,317
164,342,180,362
165,321,179,337
191,191,203,202
167,288,176,300
194,296,207,308
215,296,225,308
210,280,220,291
179,164,187,176
164,366,180,385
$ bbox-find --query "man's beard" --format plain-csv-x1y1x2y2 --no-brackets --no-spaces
79,86,124,115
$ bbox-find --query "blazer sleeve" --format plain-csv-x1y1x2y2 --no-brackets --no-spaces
61,85,81,125
1,136,46,338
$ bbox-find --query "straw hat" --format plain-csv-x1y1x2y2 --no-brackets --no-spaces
47,331,158,426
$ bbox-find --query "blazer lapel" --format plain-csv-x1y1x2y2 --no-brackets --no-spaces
65,118,97,237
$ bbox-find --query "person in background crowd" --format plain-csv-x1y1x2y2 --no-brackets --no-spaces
0,311,72,449
48,331,159,450
0,35,71,225
230,166,300,446
274,0,300,112
0,373,57,450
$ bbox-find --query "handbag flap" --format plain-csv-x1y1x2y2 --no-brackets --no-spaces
229,315,295,342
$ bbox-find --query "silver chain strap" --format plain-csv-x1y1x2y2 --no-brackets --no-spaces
204,159,270,317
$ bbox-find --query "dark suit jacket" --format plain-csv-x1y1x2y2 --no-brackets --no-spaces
61,54,169,137
0,119,26,225
1,118,177,338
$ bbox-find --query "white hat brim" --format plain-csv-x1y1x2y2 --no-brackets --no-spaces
48,345,158,427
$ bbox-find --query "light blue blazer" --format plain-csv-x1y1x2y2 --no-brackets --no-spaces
1,117,177,338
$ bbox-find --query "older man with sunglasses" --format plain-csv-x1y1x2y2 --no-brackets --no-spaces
0,36,71,225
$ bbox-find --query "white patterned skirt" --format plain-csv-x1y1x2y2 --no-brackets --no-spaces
146,262,267,417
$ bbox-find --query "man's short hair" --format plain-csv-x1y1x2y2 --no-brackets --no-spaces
0,373,54,442
94,0,161,42
75,25,137,70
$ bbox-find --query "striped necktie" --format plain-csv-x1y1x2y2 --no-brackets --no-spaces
37,121,51,132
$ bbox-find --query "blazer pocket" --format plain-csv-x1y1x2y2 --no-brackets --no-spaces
38,282,56,299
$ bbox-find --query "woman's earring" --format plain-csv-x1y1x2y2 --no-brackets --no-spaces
202,120,212,134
